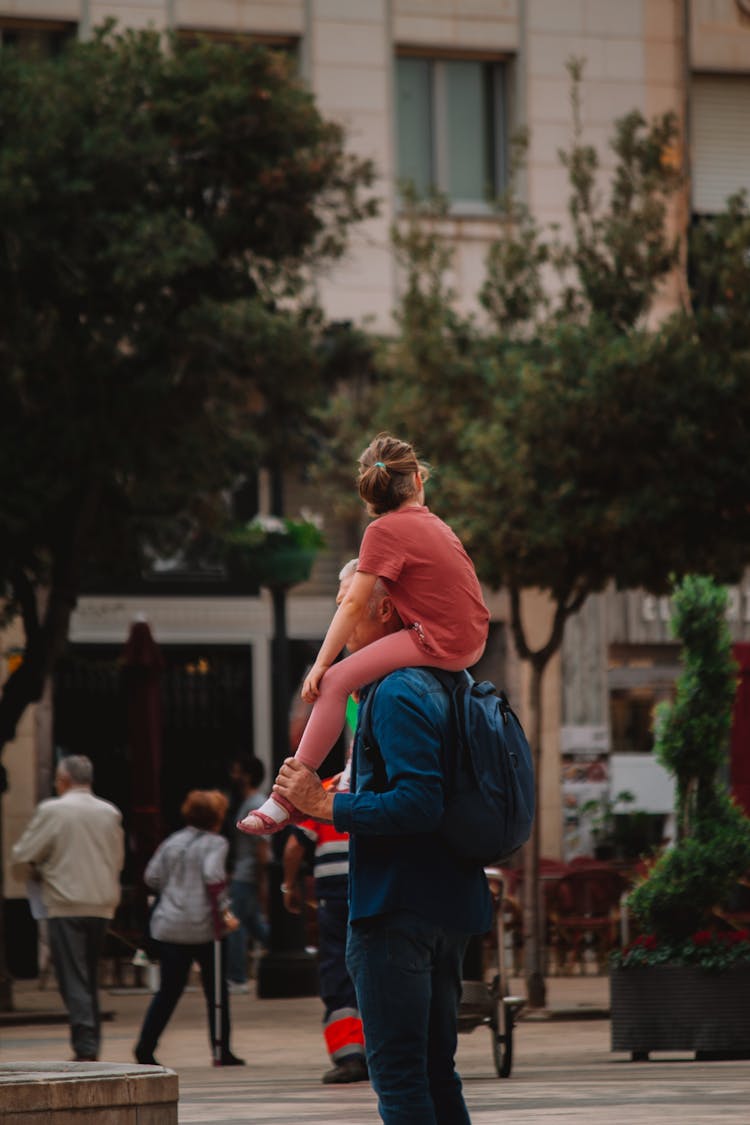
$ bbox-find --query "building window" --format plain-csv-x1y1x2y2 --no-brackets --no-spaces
396,55,508,209
178,28,299,63
0,20,76,56
690,75,750,217
608,645,680,755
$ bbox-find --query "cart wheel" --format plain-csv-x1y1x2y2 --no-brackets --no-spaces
489,975,514,1078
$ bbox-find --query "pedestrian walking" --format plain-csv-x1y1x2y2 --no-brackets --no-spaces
133,789,244,1067
11,754,124,1062
226,755,270,992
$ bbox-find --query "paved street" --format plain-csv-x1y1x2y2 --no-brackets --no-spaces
2,975,749,1123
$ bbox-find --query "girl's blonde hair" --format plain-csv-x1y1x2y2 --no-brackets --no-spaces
358,433,429,517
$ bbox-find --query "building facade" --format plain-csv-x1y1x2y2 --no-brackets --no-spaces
2,1,750,921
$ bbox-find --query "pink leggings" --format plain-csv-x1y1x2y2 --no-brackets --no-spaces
294,628,485,772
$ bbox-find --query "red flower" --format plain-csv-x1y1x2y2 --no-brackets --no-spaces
634,933,658,950
690,929,715,946
720,929,750,946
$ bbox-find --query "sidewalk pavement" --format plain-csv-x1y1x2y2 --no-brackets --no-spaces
2,973,749,1123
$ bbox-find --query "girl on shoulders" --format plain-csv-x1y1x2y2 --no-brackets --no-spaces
239,433,489,835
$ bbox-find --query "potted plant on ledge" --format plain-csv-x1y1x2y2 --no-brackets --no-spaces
223,512,325,590
579,789,636,860
610,574,750,1061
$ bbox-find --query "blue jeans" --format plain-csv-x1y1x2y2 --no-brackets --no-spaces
226,879,269,983
346,910,471,1125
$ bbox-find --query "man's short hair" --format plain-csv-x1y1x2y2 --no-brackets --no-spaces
57,755,93,786
338,558,358,581
339,557,388,605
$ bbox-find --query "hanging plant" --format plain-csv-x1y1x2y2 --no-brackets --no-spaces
223,512,326,589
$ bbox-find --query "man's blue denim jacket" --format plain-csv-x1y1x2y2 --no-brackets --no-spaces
333,667,492,934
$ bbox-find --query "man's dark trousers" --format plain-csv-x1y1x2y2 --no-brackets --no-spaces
347,909,471,1125
48,916,109,1059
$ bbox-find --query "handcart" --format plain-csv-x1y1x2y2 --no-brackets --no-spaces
457,868,525,1078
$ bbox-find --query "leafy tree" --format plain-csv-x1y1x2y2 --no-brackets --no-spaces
0,24,375,1006
627,576,750,944
0,24,375,761
358,71,750,1007
689,189,750,354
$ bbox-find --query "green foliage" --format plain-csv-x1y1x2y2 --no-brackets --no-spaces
555,59,681,330
361,72,750,999
689,191,750,354
224,514,326,553
481,60,681,337
0,27,375,555
366,72,750,650
307,323,386,543
627,809,750,942
626,576,750,949
0,24,375,749
653,576,738,832
375,294,750,627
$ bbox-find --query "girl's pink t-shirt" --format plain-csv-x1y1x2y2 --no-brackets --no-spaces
357,505,489,660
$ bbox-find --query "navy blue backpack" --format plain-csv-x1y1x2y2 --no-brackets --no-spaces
359,668,535,866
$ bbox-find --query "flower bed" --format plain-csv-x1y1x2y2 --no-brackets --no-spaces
614,927,750,971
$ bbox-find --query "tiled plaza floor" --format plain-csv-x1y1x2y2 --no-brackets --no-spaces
2,974,748,1123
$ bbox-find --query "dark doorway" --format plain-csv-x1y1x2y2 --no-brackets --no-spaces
54,643,255,855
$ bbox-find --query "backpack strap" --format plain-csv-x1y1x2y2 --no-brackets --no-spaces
356,681,389,792
425,667,472,762
358,668,466,788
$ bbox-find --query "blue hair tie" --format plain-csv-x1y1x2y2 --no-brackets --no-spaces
375,461,386,468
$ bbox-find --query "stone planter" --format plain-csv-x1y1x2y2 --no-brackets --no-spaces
610,964,750,1060
0,1062,178,1125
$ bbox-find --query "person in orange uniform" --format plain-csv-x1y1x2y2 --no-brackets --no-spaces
282,759,367,1084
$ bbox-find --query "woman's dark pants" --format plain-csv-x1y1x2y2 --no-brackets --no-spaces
136,939,230,1058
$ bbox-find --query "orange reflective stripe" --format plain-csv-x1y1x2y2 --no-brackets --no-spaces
324,1015,365,1056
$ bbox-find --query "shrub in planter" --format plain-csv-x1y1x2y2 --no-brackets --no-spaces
610,575,750,1059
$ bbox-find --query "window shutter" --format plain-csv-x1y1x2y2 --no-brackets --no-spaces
691,76,750,214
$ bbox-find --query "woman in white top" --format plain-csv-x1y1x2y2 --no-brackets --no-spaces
133,789,244,1067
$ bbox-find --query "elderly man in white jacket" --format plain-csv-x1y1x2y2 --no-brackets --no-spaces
12,754,124,1061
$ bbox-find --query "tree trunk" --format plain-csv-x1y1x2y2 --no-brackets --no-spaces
523,658,547,1009
508,582,589,1011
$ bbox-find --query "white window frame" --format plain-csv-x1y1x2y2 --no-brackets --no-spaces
396,51,510,216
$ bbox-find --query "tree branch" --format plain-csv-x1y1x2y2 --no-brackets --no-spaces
509,581,592,672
